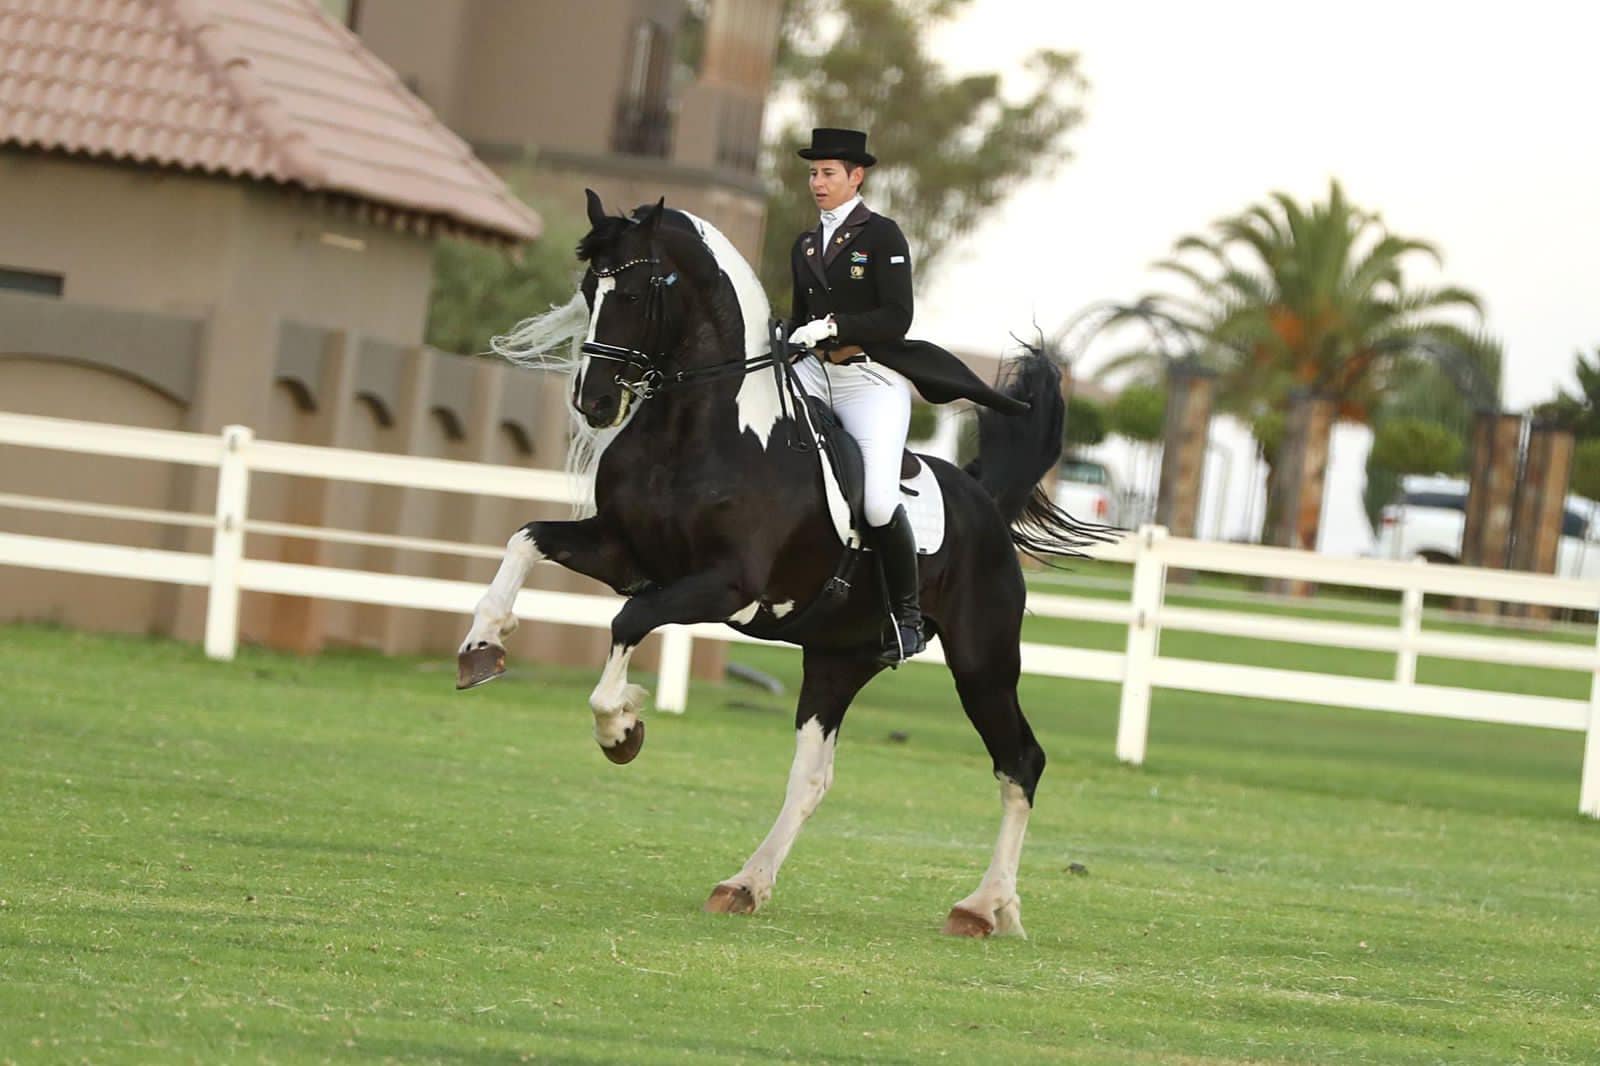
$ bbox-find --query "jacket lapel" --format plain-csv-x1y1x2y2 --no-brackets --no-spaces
801,226,828,289
823,202,874,268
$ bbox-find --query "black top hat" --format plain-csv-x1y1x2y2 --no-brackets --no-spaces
797,127,877,168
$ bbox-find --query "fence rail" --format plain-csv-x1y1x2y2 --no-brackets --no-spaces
3,412,1597,817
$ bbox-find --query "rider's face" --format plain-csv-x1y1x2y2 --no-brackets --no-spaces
808,160,863,212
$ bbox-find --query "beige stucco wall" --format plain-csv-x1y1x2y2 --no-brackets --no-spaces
0,360,186,632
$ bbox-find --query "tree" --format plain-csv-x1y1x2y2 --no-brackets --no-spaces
1142,179,1486,549
1538,348,1600,440
1107,383,1166,444
759,0,1086,301
1064,394,1106,451
1361,330,1501,526
1573,439,1600,500
425,194,587,356
1368,417,1463,477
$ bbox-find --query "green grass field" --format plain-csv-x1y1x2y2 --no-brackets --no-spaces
3,622,1598,1064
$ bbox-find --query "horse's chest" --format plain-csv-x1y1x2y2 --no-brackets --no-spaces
605,462,733,549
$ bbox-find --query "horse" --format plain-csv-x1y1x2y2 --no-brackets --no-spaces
456,191,1108,937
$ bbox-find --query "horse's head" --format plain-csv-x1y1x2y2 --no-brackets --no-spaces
573,190,693,429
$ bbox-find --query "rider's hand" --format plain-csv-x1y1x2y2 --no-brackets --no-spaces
790,316,837,349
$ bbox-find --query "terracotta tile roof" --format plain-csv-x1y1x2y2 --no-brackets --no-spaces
0,0,540,244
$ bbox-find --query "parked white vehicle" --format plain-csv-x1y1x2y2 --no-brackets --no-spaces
1054,456,1122,528
1373,474,1600,580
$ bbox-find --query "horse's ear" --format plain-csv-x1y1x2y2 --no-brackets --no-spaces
638,197,666,235
585,188,607,229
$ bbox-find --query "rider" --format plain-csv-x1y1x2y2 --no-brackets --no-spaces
786,127,927,665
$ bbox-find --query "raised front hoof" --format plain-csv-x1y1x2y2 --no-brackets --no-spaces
941,906,995,938
600,720,645,765
456,644,506,690
703,883,758,915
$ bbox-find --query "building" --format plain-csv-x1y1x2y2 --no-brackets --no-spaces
0,2,539,664
344,0,784,259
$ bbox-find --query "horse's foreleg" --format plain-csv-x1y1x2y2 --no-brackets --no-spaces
457,519,640,689
705,651,880,916
589,567,750,764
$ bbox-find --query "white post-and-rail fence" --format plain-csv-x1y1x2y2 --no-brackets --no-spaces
4,412,1599,818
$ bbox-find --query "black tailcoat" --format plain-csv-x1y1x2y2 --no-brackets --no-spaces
789,203,1027,414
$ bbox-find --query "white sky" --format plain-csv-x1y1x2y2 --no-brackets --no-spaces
917,0,1600,411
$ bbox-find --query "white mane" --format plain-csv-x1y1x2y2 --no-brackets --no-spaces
490,209,783,516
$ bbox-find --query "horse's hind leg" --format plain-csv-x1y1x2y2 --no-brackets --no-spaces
705,650,881,916
942,642,1043,939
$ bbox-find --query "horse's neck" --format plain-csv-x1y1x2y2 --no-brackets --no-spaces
607,342,791,471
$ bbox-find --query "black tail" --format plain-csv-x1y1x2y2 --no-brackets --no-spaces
963,349,1118,562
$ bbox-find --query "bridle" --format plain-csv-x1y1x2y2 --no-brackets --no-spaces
580,252,785,403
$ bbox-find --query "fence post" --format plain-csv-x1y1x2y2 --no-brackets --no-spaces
1582,619,1600,818
656,626,694,715
204,424,253,661
1394,557,1426,686
1116,525,1168,765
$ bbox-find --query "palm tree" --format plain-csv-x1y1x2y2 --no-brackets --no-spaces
1142,179,1487,549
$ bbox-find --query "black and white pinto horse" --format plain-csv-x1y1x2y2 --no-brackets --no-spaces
457,192,1106,938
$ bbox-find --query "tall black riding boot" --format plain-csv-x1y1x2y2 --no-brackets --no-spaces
866,505,927,666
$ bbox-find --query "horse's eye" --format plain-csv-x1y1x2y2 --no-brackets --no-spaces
617,291,641,303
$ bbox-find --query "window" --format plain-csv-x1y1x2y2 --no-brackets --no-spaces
1562,509,1588,539
1059,460,1108,485
1401,491,1467,512
613,20,673,157
0,266,63,297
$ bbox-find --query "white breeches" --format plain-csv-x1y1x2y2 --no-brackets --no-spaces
792,355,912,528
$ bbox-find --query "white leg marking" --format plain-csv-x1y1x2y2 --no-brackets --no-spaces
589,642,647,748
770,600,796,619
715,718,836,909
727,600,761,624
460,528,543,652
953,774,1032,938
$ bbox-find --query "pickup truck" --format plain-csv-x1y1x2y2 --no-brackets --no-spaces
1053,456,1121,528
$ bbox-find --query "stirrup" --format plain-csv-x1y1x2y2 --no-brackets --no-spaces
879,618,927,667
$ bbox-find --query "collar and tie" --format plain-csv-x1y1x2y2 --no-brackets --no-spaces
819,197,862,246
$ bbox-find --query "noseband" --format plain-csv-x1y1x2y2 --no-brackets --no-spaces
580,252,785,403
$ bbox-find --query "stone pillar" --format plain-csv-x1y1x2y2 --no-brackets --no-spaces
1507,421,1575,619
370,345,435,654
264,329,360,653
1461,411,1523,571
161,302,282,640
1155,363,1216,540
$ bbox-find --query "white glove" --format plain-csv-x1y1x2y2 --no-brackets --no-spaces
790,316,837,349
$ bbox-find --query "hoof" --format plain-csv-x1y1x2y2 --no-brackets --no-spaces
600,720,645,765
941,906,995,938
456,644,506,690
703,883,758,915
